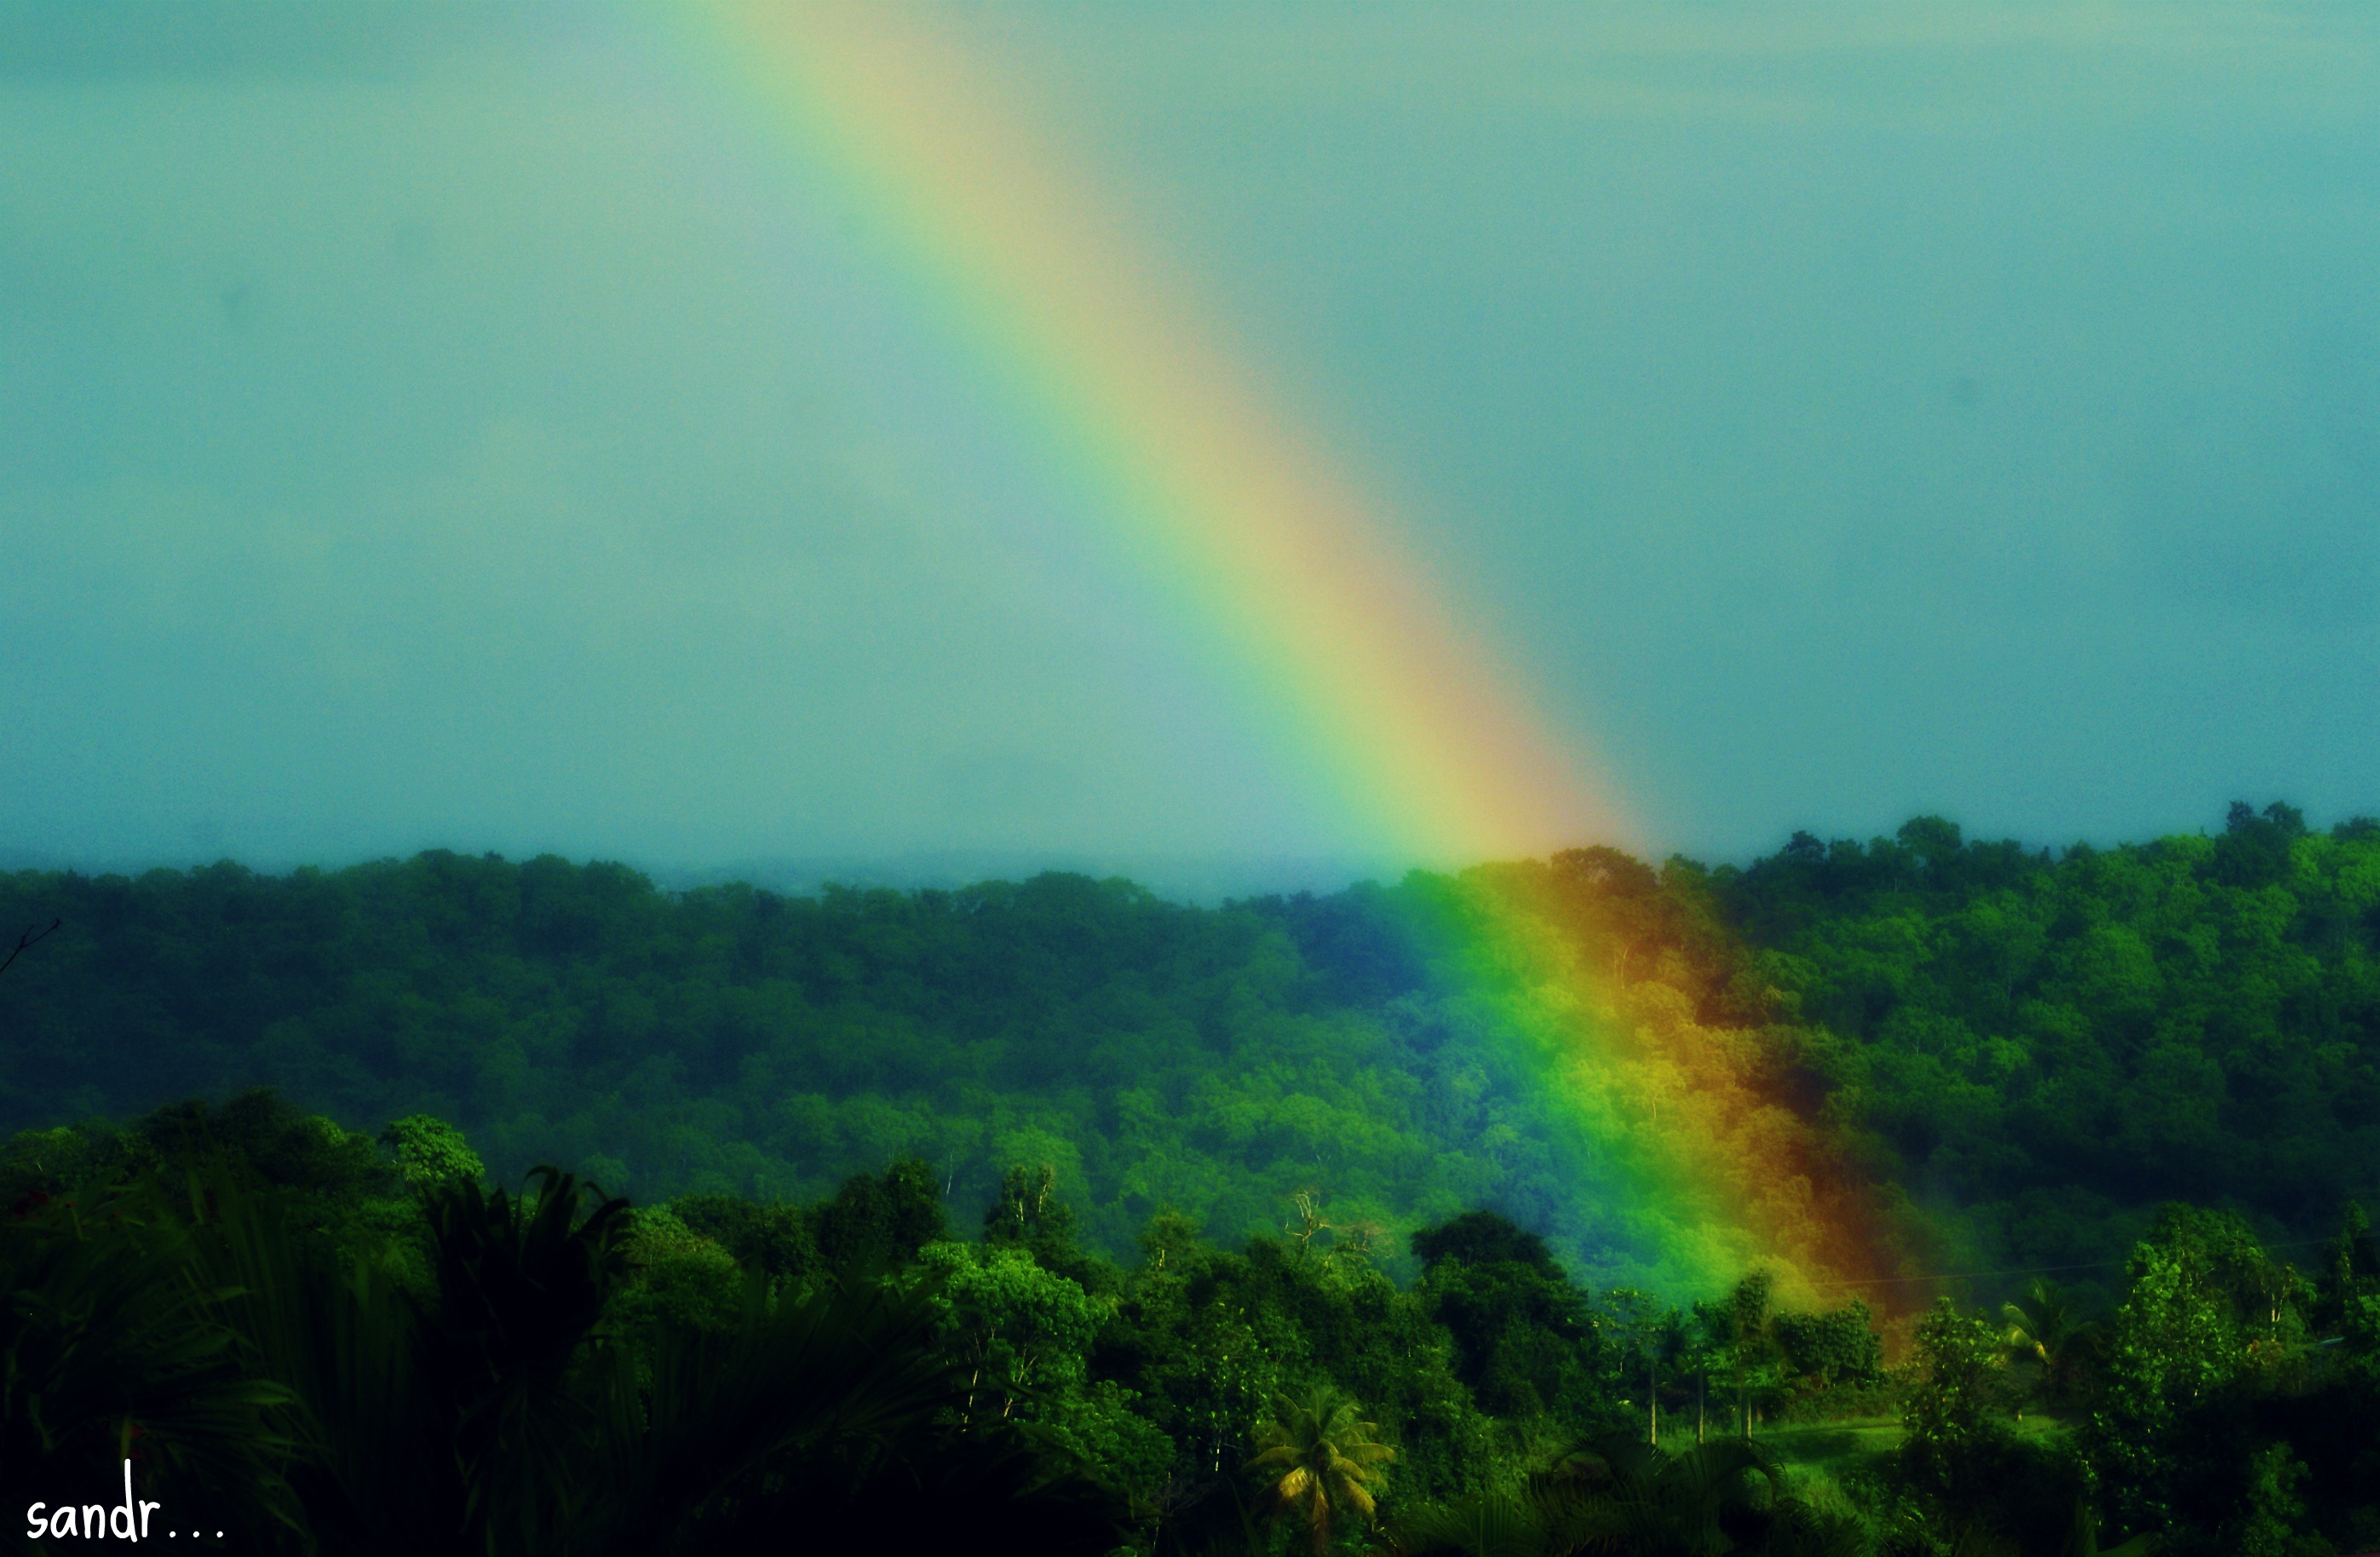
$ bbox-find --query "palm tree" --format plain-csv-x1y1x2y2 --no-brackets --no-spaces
187,1165,1127,1555
1381,1490,1566,1557
2000,1279,2097,1412
2,1173,296,1544
1245,1386,1395,1554
181,1163,639,1552
8,1151,1126,1555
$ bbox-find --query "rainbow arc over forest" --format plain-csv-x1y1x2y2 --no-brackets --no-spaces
669,3,1912,1307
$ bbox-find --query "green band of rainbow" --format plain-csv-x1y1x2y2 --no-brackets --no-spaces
1395,862,1912,1303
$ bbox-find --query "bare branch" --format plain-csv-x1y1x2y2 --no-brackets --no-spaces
0,917,60,980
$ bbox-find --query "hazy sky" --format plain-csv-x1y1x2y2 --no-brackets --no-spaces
3,2,2377,889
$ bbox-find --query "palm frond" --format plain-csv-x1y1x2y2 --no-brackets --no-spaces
2,1173,299,1542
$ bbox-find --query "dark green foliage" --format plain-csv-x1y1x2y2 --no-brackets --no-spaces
983,1159,1100,1286
1245,1385,1397,1553
659,1158,947,1300
1998,1278,2100,1414
670,1192,818,1284
3,1089,395,1213
1080,1196,1519,1548
137,1093,395,1203
1542,1435,1807,1555
1772,1301,1883,1392
1880,1296,2089,1554
1713,807,2380,1276
2,1122,127,1208
10,1095,2377,1556
2078,1205,2321,1554
3,1177,298,1545
1895,1300,2015,1514
416,1169,635,1525
1384,1433,1860,1556
1415,1212,1606,1422
9,807,2379,1287
7,1147,1126,1555
584,1262,1126,1557
2311,1199,2377,1342
9,807,2380,1550
1846,1198,2380,1557
1414,1211,1562,1276
813,1157,948,1273
0,859,1590,1277
1697,1273,1787,1442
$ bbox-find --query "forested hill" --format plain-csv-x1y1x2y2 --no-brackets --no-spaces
3,801,2377,1292
1710,804,2380,1283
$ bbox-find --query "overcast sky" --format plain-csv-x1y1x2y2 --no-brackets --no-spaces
3,2,2377,892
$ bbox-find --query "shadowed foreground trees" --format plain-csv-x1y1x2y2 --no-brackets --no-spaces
2,1177,294,1542
1381,1433,1863,1557
8,1090,2380,1553
5,1164,1124,1556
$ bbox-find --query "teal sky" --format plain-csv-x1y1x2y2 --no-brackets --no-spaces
3,3,2377,890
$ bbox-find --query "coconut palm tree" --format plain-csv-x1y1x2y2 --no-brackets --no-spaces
1245,1386,1396,1554
2000,1279,2098,1412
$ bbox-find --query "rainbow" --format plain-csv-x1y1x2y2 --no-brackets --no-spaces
660,3,1911,1307
1388,859,1917,1305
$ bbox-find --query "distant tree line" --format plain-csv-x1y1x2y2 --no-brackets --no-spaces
3,801,2375,1289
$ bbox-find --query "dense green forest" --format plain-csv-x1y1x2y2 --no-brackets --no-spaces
5,1090,2376,1554
1708,803,2380,1291
3,802,2377,1289
8,805,2380,1551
